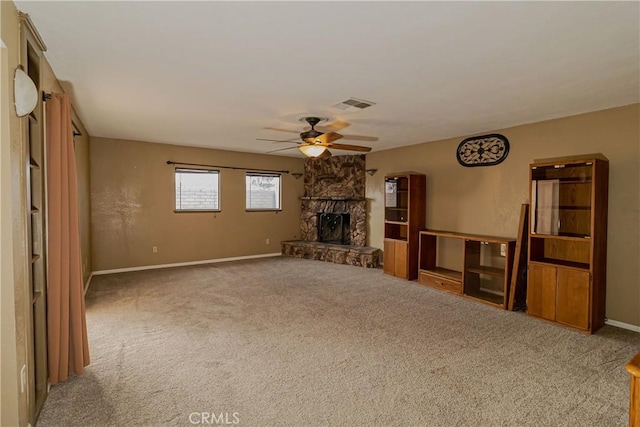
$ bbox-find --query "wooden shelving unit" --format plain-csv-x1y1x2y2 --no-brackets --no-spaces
383,173,426,280
418,230,516,309
527,154,609,334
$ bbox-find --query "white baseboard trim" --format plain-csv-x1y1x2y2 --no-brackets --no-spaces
83,273,93,296
605,319,640,333
92,253,282,276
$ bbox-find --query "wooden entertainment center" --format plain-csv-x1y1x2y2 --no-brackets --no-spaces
418,230,516,309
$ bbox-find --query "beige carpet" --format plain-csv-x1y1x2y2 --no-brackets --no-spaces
37,257,639,426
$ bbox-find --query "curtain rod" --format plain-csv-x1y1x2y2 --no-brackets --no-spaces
167,161,290,174
42,92,83,136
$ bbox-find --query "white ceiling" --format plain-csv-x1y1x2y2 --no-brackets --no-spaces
15,1,640,157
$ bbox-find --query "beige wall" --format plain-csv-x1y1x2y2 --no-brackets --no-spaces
1,2,93,425
91,137,304,271
366,104,640,327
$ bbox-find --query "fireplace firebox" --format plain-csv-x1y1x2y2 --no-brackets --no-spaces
317,212,350,245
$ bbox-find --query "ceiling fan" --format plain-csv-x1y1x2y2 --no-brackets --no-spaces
258,117,376,158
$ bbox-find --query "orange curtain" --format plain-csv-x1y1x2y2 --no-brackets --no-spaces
46,93,90,384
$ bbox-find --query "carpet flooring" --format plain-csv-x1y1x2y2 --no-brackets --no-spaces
37,257,639,426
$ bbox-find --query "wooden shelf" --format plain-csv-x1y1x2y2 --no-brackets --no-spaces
420,267,462,282
529,259,590,271
423,229,514,244
465,290,504,307
530,234,590,241
385,237,407,242
466,266,504,278
533,177,591,184
535,205,591,211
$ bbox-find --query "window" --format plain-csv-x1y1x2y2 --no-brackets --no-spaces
246,173,281,210
175,168,219,211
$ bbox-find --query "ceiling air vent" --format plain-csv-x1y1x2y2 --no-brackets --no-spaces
332,97,376,112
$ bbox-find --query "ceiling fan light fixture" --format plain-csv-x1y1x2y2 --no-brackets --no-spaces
299,145,328,158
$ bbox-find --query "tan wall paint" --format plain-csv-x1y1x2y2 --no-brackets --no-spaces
1,2,93,425
366,104,640,326
91,137,304,271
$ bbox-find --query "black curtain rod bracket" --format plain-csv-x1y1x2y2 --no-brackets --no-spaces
42,92,83,137
167,160,291,175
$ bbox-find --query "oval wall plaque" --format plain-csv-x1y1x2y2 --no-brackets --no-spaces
456,134,510,167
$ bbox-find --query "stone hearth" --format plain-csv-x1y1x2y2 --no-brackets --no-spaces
281,155,381,268
281,241,380,268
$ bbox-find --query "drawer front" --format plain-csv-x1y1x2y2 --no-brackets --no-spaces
419,271,462,294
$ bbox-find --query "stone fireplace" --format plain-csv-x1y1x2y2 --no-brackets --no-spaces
301,198,365,245
281,155,380,268
318,212,350,245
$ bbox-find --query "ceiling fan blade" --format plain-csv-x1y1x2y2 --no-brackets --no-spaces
326,143,372,152
257,138,299,143
315,132,343,144
317,120,350,133
266,146,298,154
339,134,379,142
263,127,299,134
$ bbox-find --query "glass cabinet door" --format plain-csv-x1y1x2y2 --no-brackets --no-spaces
531,163,592,237
385,177,409,222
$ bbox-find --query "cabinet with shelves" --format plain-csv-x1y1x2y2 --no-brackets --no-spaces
527,154,608,333
418,231,516,308
383,173,425,280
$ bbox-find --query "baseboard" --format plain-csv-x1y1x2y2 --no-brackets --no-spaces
605,319,640,333
83,273,93,296
92,253,282,275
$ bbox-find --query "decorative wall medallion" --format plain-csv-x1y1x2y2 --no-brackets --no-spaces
456,134,510,167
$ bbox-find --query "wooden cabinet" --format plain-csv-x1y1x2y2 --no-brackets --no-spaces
627,352,640,427
384,239,408,278
527,264,557,320
418,230,516,308
555,268,590,329
383,173,426,280
527,154,609,333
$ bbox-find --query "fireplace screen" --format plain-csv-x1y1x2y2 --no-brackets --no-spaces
318,212,350,245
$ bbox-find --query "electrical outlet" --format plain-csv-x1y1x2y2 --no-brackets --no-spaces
20,365,26,393
265,238,270,245
152,246,158,253
500,243,506,257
